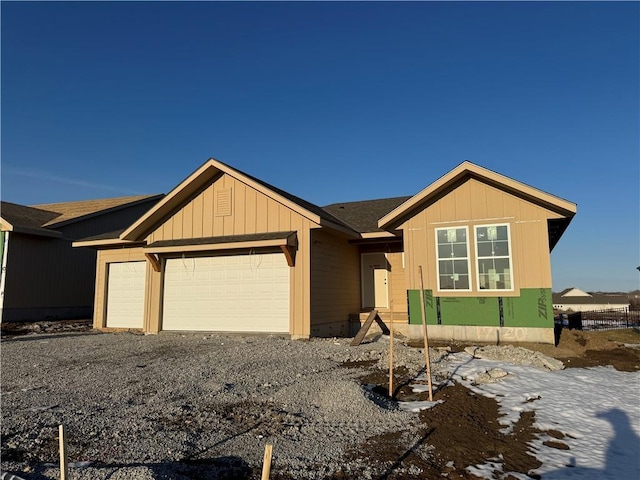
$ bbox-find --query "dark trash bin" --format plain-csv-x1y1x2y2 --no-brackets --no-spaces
567,312,582,330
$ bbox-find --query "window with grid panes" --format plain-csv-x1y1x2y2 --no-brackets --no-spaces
475,224,513,290
435,227,471,291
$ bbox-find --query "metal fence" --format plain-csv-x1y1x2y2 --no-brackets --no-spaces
563,307,640,331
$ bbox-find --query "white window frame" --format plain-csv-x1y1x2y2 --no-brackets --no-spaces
435,226,472,292
474,223,514,292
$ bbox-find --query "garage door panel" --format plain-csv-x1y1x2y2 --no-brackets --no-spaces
106,261,146,329
162,253,290,333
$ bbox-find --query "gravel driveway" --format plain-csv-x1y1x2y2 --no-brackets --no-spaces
1,331,436,479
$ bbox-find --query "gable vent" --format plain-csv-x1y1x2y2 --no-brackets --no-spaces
215,188,233,217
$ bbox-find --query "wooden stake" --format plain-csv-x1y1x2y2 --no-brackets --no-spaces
389,313,394,397
418,266,434,402
261,443,273,480
59,424,68,480
388,258,394,398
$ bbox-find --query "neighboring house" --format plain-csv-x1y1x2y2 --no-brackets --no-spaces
75,159,576,344
0,195,163,322
552,288,629,312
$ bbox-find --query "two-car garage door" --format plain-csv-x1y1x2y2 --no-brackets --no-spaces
162,253,290,333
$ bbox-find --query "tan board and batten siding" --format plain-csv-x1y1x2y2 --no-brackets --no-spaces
93,171,338,339
357,241,408,321
401,177,562,295
386,252,408,318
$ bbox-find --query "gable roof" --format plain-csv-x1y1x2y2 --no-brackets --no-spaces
0,202,62,236
323,196,411,234
378,161,577,250
1,194,163,237
32,194,163,228
552,293,629,307
557,287,591,297
120,158,359,241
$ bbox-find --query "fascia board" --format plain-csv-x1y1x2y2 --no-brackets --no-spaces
360,231,398,239
12,226,63,238
120,161,221,241
144,238,290,254
378,161,577,229
121,158,329,242
378,165,469,229
72,238,141,248
0,217,14,231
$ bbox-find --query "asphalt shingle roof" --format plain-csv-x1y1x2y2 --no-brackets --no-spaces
0,202,61,232
322,196,411,233
31,194,162,227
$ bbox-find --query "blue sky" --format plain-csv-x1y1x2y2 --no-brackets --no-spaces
1,1,638,292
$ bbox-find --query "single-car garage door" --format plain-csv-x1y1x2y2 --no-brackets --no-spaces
162,253,290,332
106,261,146,328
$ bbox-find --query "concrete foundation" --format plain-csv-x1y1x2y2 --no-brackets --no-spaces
350,318,555,345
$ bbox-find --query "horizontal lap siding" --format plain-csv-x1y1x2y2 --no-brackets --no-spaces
310,230,360,337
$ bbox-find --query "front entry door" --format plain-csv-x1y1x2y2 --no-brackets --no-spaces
361,253,389,309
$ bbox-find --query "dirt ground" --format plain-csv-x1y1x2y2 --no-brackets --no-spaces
2,321,639,479
353,327,640,479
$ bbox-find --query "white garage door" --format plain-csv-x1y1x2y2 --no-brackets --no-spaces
106,261,146,328
162,253,290,332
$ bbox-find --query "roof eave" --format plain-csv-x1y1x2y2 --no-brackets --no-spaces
0,217,14,231
317,218,361,238
121,158,332,242
9,225,63,238
73,238,142,248
45,194,164,229
360,231,399,239
378,161,577,230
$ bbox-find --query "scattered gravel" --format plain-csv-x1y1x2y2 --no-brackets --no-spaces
1,332,430,479
1,331,562,479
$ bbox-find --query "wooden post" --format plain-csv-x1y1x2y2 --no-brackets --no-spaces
388,256,394,398
418,266,434,402
350,310,379,346
261,443,273,480
59,424,68,480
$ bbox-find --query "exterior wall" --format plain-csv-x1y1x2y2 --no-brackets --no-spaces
1,200,160,323
146,174,305,241
407,288,554,329
355,320,555,344
386,252,408,319
60,200,160,239
139,173,317,338
309,229,360,337
93,247,149,329
401,178,562,295
2,233,95,322
553,303,630,312
358,243,408,320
